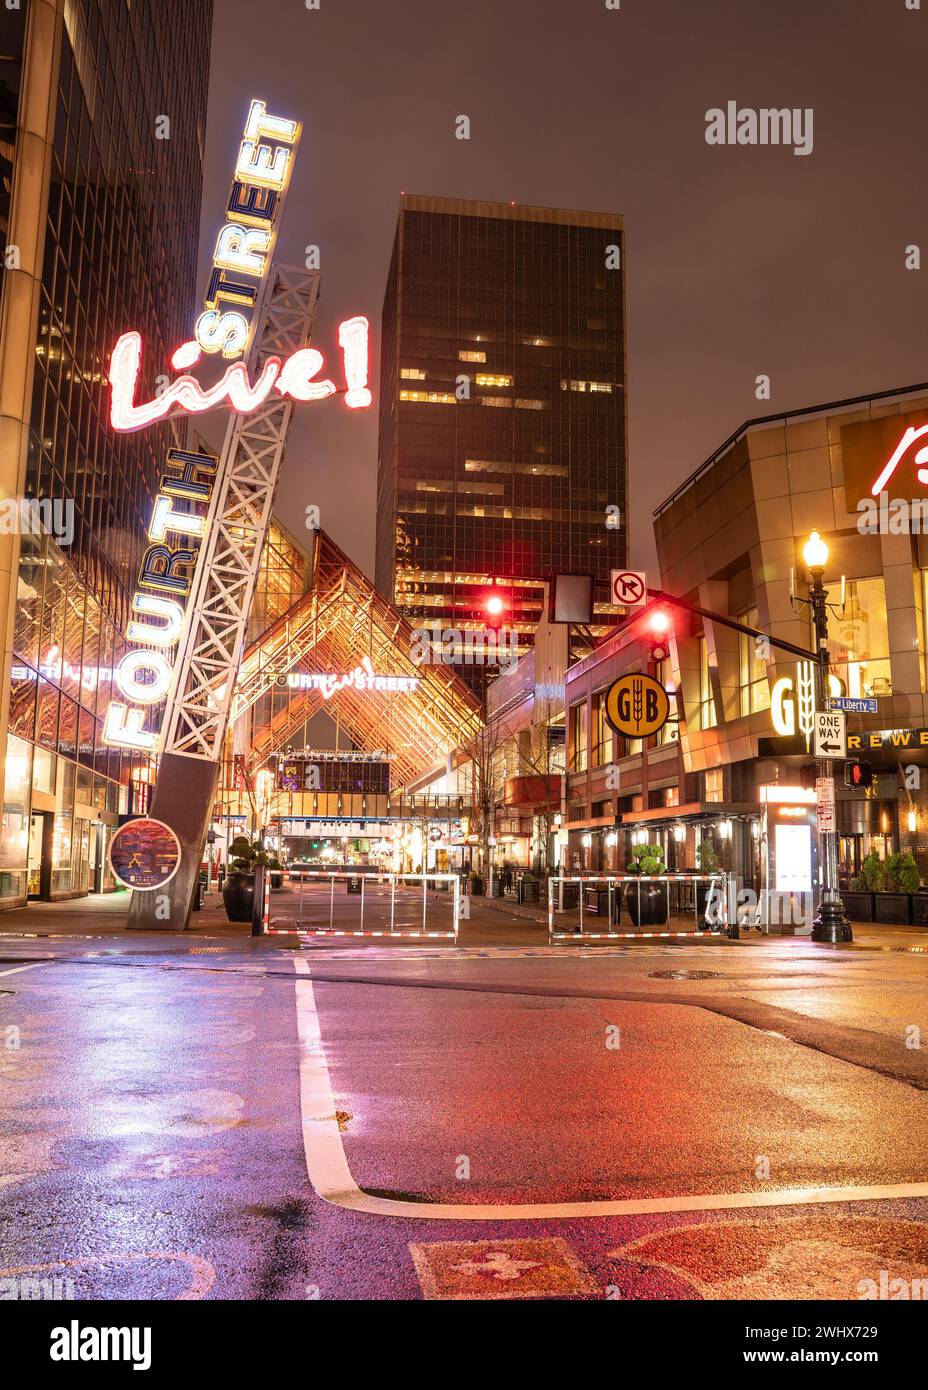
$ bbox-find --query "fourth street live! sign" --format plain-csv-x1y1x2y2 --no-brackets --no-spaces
814,710,847,759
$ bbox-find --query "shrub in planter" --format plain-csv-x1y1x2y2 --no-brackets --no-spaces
624,843,669,927
222,835,266,922
896,851,920,895
859,850,885,892
469,872,485,896
873,851,912,924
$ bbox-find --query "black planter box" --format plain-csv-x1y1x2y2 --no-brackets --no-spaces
583,886,610,916
842,890,874,922
470,877,485,896
910,893,928,925
222,870,255,923
518,879,541,904
625,880,669,928
873,891,911,925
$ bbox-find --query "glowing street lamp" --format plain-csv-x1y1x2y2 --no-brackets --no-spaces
802,528,829,573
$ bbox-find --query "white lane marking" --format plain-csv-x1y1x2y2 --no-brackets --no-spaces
0,961,52,978
294,958,928,1222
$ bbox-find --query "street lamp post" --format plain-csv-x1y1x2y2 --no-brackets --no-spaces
803,530,853,944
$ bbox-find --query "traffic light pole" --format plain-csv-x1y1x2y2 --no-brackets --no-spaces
808,570,853,944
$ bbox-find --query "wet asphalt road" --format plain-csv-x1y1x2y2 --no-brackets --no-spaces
3,915,928,1301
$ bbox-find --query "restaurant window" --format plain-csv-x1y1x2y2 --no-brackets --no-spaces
739,607,772,716
591,689,612,767
698,637,717,730
569,700,588,773
704,768,724,802
829,578,892,698
656,658,679,745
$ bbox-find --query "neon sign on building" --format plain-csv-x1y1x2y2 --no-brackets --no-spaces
277,658,421,700
102,449,219,750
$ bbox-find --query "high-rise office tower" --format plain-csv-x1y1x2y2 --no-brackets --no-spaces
0,0,212,905
376,195,627,693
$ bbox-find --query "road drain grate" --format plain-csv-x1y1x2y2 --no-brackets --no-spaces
648,969,725,980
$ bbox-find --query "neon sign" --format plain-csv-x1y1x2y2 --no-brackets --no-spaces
870,423,928,495
108,97,372,431
771,662,843,747
108,318,370,432
276,658,421,700
102,448,219,750
197,99,299,360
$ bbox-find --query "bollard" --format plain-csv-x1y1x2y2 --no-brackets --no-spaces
251,863,267,936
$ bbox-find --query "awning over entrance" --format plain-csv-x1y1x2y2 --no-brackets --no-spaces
235,531,483,790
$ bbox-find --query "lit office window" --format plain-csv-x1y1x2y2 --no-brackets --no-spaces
704,768,723,802
591,689,612,767
560,379,615,393
569,700,588,773
459,350,486,362
739,607,772,716
400,367,426,379
656,658,679,745
698,636,717,730
400,389,456,404
475,373,512,387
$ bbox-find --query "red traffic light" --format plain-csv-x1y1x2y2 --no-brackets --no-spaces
483,589,506,628
647,608,672,662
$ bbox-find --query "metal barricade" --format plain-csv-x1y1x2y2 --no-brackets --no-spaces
274,869,460,940
547,873,732,942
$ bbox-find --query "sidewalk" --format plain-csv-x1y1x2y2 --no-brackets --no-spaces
0,887,926,953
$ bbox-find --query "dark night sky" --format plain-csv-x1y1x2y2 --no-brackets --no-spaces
197,0,928,576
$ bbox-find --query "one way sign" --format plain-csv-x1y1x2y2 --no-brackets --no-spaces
814,710,847,759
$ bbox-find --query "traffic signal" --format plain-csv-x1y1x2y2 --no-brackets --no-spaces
647,608,672,663
483,588,506,630
845,760,873,789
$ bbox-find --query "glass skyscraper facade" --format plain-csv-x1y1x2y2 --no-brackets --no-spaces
0,0,212,903
376,195,628,694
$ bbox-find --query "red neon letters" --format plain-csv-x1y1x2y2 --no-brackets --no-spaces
109,316,371,432
871,423,928,495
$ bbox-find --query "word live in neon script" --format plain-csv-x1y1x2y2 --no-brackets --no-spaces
109,318,371,431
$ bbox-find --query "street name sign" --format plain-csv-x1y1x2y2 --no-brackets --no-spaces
610,569,647,609
814,710,847,759
828,696,878,714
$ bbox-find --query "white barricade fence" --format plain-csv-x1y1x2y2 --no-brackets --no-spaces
275,869,460,940
547,873,733,941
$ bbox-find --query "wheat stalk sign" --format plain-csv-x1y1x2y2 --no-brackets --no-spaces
604,673,671,740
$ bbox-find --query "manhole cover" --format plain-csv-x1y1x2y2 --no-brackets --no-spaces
648,969,725,980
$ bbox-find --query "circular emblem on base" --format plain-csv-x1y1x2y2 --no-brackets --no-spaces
109,817,182,890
